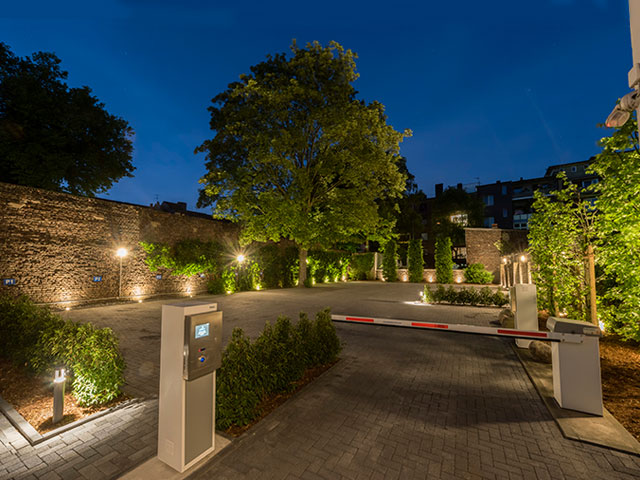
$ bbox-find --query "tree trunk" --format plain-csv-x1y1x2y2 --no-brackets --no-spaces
298,248,308,287
586,244,598,326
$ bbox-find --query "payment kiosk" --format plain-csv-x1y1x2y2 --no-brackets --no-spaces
157,302,222,472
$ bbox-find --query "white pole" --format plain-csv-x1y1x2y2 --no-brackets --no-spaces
119,257,123,297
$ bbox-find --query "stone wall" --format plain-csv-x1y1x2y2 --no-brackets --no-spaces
0,182,238,304
465,227,528,282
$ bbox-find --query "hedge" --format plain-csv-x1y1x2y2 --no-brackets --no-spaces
382,240,398,282
0,294,125,406
422,285,508,307
464,263,494,284
215,308,341,429
407,239,424,283
435,237,453,284
348,253,374,280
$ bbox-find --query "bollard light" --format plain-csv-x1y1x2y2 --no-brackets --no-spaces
53,368,66,424
116,247,128,298
236,254,245,263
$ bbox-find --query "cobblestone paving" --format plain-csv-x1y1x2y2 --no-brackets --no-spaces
189,322,640,480
2,283,639,479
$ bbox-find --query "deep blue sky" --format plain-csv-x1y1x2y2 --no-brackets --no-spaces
1,0,632,211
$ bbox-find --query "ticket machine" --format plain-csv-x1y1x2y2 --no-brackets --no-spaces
157,302,222,472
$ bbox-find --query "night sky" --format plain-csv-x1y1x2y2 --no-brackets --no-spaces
1,0,632,212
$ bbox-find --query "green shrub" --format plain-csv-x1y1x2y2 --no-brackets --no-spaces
382,240,398,282
308,250,350,284
407,239,424,283
215,328,261,429
421,286,507,307
435,237,454,284
348,253,374,280
464,263,494,284
215,308,341,430
140,239,223,276
255,244,299,289
0,294,125,406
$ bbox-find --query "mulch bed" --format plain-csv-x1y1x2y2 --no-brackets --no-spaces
0,358,124,434
600,335,640,441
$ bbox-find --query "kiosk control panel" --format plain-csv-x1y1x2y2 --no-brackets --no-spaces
183,311,222,381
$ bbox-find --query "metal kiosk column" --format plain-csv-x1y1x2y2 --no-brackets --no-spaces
158,301,222,472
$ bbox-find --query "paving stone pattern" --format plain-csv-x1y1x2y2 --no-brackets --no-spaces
0,399,157,480
2,283,640,479
189,322,640,480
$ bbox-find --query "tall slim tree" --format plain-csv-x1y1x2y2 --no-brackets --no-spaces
197,41,410,285
0,43,134,196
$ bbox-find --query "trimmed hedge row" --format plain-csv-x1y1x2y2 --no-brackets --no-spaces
423,285,508,307
216,308,341,429
0,294,125,406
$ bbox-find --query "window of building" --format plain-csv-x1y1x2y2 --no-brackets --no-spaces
483,216,495,227
503,208,508,218
571,166,577,172
483,195,494,206
449,213,468,226
501,185,507,195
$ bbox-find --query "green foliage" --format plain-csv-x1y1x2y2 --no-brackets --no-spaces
435,237,453,284
423,286,507,307
308,250,349,284
0,294,125,406
591,114,640,340
255,244,299,289
430,187,484,244
348,253,374,280
215,309,341,429
382,240,398,282
215,328,261,430
140,240,223,276
407,239,424,283
0,42,134,196
464,263,494,284
528,172,594,322
196,41,410,283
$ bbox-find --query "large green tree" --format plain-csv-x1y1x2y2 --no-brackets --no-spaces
590,114,640,341
0,43,134,196
197,41,410,285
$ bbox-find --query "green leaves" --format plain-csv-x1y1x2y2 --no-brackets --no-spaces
435,237,454,284
0,42,134,196
407,239,424,283
382,239,398,282
464,263,493,284
197,41,409,274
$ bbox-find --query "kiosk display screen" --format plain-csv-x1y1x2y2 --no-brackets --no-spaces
195,323,209,339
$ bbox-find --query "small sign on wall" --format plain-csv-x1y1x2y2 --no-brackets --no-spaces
92,276,103,282
156,274,163,280
2,278,16,286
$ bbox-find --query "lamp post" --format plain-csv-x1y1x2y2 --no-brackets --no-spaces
53,368,65,424
116,248,128,298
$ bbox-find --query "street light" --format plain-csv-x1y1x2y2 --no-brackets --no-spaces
116,248,128,298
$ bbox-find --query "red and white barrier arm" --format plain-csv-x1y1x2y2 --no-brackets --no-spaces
331,315,586,344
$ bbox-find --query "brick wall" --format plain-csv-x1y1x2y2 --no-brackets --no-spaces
465,227,528,282
0,182,238,304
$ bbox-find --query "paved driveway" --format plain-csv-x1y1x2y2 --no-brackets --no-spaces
64,282,498,398
3,282,639,479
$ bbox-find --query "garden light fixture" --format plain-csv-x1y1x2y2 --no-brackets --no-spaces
53,368,66,424
116,247,128,298
236,254,245,263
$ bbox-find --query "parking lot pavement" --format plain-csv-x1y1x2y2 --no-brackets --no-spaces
188,320,640,480
4,282,638,479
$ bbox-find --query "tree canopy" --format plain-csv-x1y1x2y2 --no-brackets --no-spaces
0,42,134,196
197,41,410,284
